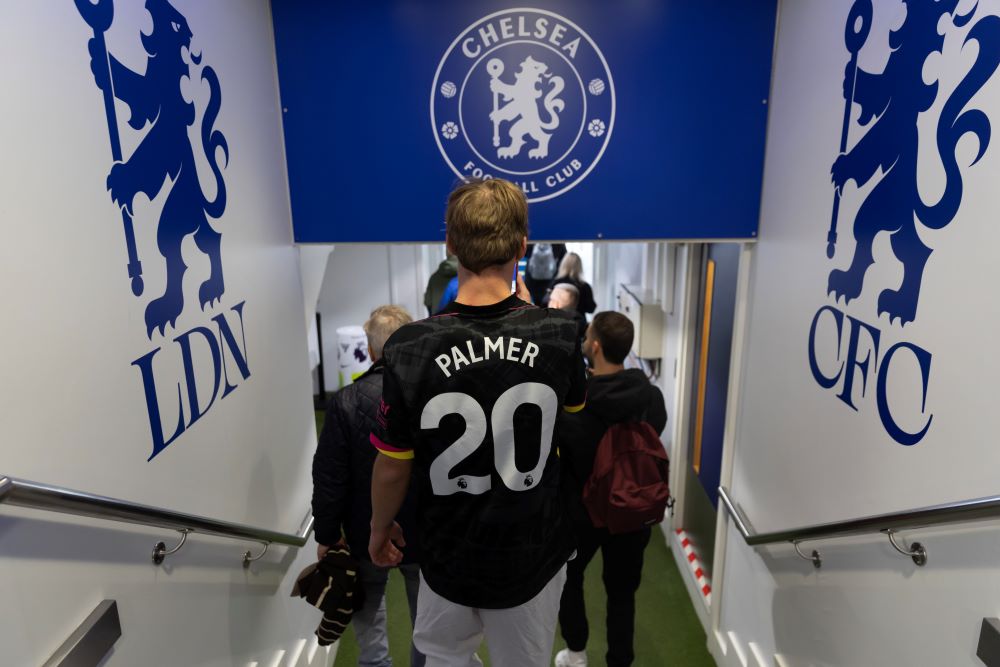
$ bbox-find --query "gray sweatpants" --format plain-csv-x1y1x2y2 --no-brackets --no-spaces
412,566,567,667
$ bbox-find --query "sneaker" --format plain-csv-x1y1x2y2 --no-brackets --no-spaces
554,648,588,667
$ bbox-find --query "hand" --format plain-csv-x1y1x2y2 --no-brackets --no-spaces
369,521,405,567
514,273,532,303
316,537,346,561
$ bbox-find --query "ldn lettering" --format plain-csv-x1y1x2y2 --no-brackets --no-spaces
132,301,251,461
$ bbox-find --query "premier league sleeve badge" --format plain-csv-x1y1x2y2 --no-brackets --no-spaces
431,9,615,202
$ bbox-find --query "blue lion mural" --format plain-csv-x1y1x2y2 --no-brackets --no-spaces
827,0,1000,325
76,0,229,338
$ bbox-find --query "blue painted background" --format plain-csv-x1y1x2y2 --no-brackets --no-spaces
271,1,777,243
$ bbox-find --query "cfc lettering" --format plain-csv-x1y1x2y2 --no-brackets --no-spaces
807,306,933,446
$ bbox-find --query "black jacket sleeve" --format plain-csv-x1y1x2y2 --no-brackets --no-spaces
647,385,668,434
312,397,353,546
578,282,597,314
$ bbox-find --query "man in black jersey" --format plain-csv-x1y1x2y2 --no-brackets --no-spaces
369,178,587,666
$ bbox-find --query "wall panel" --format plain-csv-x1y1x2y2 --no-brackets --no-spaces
0,2,322,663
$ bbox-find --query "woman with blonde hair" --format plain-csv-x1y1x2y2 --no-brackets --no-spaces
545,252,596,314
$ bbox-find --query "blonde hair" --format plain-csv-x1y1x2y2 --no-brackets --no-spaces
364,305,412,359
445,179,528,273
556,252,583,281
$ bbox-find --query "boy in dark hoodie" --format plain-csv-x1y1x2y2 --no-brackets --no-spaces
555,311,667,667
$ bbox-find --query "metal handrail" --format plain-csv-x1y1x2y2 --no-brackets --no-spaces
0,475,314,566
719,485,1000,567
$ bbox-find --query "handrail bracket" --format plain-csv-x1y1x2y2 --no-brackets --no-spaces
885,529,927,567
243,542,270,567
152,529,190,565
793,541,822,568
0,475,315,570
716,485,977,570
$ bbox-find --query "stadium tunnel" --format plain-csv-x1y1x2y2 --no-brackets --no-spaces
4,1,1000,666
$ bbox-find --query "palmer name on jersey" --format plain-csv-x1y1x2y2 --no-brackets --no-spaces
434,335,540,378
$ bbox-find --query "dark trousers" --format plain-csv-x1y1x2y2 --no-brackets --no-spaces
558,525,652,667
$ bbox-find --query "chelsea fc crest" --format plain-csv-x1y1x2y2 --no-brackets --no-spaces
432,8,615,202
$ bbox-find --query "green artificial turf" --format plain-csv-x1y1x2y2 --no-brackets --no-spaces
315,410,714,666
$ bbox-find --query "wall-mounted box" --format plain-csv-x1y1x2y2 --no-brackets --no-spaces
617,284,664,359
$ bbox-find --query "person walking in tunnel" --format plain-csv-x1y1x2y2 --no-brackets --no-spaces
547,283,587,342
555,311,667,667
312,305,425,667
424,253,459,316
524,242,566,305
434,275,459,314
368,178,587,667
545,252,596,316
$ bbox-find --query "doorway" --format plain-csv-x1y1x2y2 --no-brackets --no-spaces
680,243,741,577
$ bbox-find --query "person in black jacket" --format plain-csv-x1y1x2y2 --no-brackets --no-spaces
423,253,458,316
312,304,424,667
547,283,587,343
555,311,667,667
524,242,567,305
545,252,596,316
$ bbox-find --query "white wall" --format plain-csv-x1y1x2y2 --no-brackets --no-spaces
300,245,335,371
316,244,443,390
595,241,645,314
595,242,689,450
0,2,328,664
709,1,1000,664
648,243,689,455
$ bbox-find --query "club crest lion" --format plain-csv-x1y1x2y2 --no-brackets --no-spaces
827,0,1000,325
807,0,1000,447
77,0,229,338
488,56,565,160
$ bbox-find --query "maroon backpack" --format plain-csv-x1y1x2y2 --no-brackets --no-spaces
582,421,671,534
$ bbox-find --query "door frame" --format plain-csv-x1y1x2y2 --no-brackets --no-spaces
706,242,758,660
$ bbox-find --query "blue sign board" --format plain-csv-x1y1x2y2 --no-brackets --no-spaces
271,1,777,242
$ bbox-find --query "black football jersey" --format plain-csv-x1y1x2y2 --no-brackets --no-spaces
370,295,587,608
